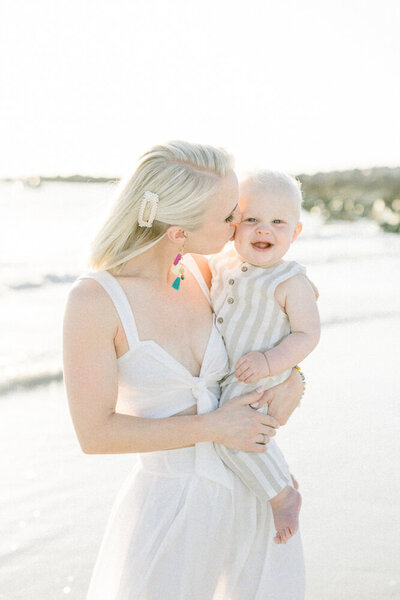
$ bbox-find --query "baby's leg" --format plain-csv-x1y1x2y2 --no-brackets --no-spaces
256,403,302,544
216,382,302,544
255,436,302,544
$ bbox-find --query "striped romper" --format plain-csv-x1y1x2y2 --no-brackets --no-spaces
209,246,306,501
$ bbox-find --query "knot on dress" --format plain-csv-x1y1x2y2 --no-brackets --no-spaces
191,377,207,394
191,377,217,415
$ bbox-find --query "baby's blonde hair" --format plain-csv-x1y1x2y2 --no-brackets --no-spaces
88,140,233,272
242,170,302,221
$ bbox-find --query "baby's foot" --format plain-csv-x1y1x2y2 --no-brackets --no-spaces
291,473,299,490
270,485,302,544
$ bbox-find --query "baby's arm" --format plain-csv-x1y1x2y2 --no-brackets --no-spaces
235,274,320,383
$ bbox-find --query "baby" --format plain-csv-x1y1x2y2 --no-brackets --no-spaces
209,170,320,544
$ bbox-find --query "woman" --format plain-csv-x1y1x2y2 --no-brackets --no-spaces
63,141,305,599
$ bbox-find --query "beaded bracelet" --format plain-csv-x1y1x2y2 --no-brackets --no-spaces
294,365,306,404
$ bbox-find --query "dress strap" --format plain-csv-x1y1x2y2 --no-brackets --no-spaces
183,254,211,304
78,271,139,351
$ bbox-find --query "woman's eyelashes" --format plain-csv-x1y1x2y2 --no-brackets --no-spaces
225,213,235,223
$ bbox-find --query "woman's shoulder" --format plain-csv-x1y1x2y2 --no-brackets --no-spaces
64,275,117,332
68,274,107,305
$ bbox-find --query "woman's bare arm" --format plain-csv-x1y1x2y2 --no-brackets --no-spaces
63,279,278,455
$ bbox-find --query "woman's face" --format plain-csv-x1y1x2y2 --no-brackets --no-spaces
185,171,241,255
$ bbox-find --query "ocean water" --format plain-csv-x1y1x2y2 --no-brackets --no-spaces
1,180,400,394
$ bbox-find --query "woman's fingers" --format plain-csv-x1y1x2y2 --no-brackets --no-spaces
252,443,268,453
259,424,277,437
255,432,269,445
242,387,264,407
256,412,280,430
216,389,281,452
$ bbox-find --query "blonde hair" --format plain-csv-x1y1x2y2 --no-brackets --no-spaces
88,140,233,272
242,170,302,221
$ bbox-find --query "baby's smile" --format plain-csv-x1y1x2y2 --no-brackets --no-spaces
251,241,274,251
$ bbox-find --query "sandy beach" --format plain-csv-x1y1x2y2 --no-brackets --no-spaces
1,314,399,599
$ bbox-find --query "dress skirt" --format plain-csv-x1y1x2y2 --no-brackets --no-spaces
86,446,305,600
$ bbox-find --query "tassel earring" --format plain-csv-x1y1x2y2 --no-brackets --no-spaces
171,250,185,290
171,235,187,290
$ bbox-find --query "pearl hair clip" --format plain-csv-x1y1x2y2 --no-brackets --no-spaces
138,191,159,227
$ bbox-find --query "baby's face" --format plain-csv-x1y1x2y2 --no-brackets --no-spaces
234,183,302,268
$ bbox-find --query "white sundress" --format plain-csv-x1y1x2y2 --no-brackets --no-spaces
78,255,305,600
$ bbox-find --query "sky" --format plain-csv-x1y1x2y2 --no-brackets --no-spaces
0,0,399,177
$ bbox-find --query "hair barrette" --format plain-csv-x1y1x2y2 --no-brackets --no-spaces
138,191,159,227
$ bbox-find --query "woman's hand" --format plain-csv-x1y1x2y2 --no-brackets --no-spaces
262,367,303,426
212,388,280,452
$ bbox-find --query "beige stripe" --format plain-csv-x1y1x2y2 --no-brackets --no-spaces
214,444,278,500
225,272,266,367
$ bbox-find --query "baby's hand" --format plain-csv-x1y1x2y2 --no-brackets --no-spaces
235,352,269,383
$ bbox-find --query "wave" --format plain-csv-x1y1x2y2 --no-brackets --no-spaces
322,311,400,327
8,273,78,291
0,369,64,396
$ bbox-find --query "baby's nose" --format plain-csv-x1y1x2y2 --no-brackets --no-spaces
256,222,271,234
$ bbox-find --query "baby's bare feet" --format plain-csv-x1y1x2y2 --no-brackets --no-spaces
291,474,299,490
270,485,302,544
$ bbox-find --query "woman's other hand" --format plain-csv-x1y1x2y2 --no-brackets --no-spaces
262,367,304,426
212,389,280,452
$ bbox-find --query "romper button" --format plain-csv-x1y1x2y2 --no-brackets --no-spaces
217,317,224,324
228,278,234,285
227,297,234,304
241,266,248,272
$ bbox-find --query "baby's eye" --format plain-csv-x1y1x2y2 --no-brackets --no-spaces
245,217,257,223
272,219,282,224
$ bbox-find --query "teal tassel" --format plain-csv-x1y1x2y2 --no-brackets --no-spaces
171,276,181,290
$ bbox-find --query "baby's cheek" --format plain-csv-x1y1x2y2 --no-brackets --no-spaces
233,227,248,253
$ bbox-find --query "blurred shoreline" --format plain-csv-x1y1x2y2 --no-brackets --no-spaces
3,165,400,232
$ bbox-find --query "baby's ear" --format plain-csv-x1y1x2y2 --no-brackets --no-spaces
291,222,302,242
